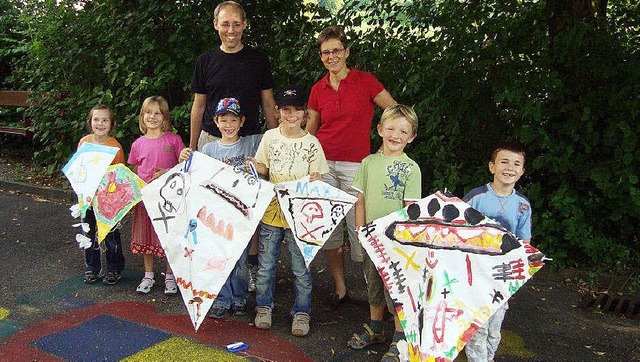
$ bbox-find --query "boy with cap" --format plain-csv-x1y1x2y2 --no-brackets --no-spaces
249,86,329,337
179,97,262,318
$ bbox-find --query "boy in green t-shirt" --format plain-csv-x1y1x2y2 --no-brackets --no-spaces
348,104,422,361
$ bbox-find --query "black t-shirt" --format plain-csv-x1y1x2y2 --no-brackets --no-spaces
191,46,274,137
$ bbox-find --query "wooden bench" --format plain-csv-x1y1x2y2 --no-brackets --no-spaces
0,90,33,136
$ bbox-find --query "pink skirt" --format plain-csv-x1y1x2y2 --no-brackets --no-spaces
131,203,166,258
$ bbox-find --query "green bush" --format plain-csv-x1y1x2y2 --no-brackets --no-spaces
3,0,638,274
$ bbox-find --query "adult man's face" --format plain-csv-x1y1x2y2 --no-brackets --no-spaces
213,6,246,53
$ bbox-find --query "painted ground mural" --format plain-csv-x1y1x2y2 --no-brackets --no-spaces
358,191,545,361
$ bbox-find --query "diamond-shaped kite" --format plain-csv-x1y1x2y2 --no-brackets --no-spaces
92,164,146,244
63,142,120,218
275,176,357,268
358,191,545,361
141,151,274,330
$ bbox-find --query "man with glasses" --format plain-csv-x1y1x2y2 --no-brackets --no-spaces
307,26,397,310
189,0,277,298
190,1,277,151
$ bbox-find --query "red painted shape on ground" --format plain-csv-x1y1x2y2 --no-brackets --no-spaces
0,301,311,362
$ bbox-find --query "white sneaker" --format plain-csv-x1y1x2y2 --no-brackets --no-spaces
136,277,155,294
254,306,272,329
291,312,310,337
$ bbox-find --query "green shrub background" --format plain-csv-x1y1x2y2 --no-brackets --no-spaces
1,0,638,281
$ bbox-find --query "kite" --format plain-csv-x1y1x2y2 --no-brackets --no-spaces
92,164,146,244
274,176,357,268
357,191,545,362
62,142,120,218
141,151,274,330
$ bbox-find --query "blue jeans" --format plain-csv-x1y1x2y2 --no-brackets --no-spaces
256,222,312,316
84,208,125,274
213,243,249,309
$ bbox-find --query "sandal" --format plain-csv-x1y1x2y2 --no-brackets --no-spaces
347,324,385,349
381,341,400,362
164,275,177,295
136,277,155,294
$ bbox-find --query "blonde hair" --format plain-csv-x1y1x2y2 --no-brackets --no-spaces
139,96,171,133
86,104,116,132
380,104,419,135
276,105,309,129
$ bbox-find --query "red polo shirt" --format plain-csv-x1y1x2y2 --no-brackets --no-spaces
308,68,384,162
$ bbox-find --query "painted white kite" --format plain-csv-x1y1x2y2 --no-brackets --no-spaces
62,142,119,217
92,164,146,244
358,191,545,361
141,151,274,330
275,176,357,268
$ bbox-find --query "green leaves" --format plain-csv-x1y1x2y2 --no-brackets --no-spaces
2,0,638,275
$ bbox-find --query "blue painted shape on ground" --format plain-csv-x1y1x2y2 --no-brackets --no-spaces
0,319,24,342
31,314,171,361
60,296,95,311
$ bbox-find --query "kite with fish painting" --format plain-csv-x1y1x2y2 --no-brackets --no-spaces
92,164,146,244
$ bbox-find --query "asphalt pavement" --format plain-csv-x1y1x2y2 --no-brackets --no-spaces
0,180,638,361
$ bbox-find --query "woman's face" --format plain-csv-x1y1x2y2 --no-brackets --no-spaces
319,38,349,75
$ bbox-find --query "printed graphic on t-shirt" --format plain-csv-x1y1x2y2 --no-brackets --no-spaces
220,154,245,168
382,160,413,200
268,139,320,179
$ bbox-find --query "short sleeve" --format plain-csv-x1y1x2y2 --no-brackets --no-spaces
516,202,533,240
351,157,368,194
127,140,139,166
254,131,271,168
308,137,329,175
403,160,422,201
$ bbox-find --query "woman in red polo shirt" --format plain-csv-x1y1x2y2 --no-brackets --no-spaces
306,26,396,309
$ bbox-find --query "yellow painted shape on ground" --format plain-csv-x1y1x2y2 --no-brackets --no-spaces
121,336,245,362
0,308,9,320
454,329,535,361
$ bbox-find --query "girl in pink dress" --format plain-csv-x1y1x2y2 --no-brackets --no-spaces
128,96,185,294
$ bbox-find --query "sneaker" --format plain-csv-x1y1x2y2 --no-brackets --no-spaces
254,306,272,329
83,271,98,284
210,305,228,319
232,303,246,316
164,275,178,295
248,264,258,292
102,271,121,285
136,277,155,294
291,312,310,337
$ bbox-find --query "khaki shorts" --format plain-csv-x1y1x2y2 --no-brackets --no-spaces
320,160,364,262
363,252,395,314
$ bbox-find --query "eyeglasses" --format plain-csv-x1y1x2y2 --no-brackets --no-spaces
319,48,345,58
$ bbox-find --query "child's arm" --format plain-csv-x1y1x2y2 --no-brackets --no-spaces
179,147,192,163
355,192,366,229
309,172,321,182
246,157,268,177
151,167,168,181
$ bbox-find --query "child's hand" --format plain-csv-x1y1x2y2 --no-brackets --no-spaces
179,147,192,162
309,172,321,182
151,167,168,181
